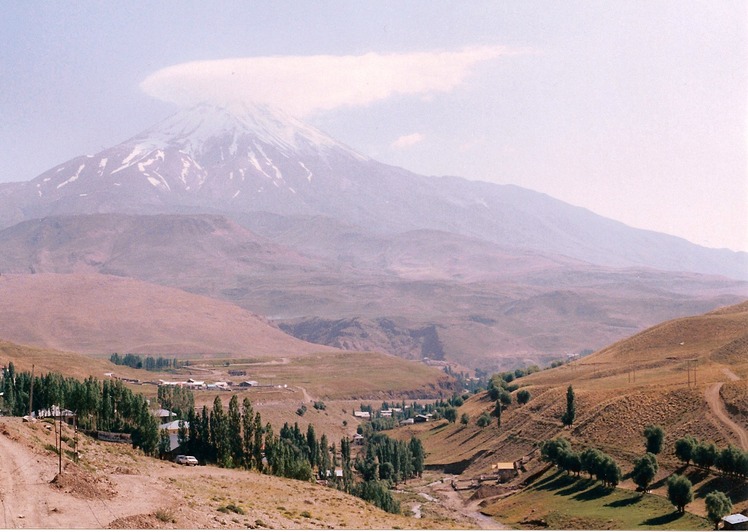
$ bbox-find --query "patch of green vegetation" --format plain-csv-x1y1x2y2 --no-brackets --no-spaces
154,508,174,523
44,443,59,454
217,503,245,515
484,470,710,530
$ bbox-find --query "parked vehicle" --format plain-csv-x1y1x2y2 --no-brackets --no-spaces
175,455,198,466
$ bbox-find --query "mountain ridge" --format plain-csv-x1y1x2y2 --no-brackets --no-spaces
0,103,744,279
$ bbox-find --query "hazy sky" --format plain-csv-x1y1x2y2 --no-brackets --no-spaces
2,1,746,251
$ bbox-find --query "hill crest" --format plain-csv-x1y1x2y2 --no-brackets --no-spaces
0,272,333,357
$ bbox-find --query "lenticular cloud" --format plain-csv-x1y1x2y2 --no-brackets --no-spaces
140,46,519,117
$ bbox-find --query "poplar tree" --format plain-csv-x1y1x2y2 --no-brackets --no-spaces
319,434,332,479
241,398,254,469
227,395,243,467
306,424,319,468
409,436,425,477
561,385,576,427
252,413,264,471
210,397,229,466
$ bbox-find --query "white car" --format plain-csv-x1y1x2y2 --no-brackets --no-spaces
175,455,199,466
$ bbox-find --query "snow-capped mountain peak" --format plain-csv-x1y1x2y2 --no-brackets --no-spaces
25,101,373,208
133,102,367,161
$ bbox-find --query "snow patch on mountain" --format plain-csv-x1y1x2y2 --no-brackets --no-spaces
57,164,86,189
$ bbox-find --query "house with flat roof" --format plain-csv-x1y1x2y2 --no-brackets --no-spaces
723,514,748,531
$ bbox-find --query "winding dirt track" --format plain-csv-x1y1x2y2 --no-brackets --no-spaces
705,377,748,451
0,424,166,529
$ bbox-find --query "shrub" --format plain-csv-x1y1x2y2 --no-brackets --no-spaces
154,508,174,523
516,389,531,404
476,413,491,428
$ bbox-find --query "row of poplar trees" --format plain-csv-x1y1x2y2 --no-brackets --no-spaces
172,394,425,513
1,363,160,454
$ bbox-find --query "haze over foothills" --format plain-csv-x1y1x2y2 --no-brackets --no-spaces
2,2,746,252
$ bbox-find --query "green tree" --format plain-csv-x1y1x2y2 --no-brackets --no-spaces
561,385,576,427
667,474,693,514
210,397,230,467
460,413,470,425
319,434,332,479
716,445,743,477
632,453,658,494
307,424,319,468
177,419,188,451
252,413,264,472
674,435,697,465
492,400,502,427
694,441,717,470
705,491,732,530
581,448,604,479
354,480,400,514
226,395,243,467
644,425,664,454
241,398,254,469
443,406,457,423
158,428,172,458
516,389,531,405
560,451,582,476
476,412,491,427
601,456,621,487
540,438,572,466
499,389,512,406
409,436,425,478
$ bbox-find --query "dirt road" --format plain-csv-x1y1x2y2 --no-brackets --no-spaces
0,422,167,529
705,382,748,451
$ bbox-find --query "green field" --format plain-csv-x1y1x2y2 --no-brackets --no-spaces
482,469,710,530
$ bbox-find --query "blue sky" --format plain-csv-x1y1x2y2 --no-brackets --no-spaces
2,1,746,251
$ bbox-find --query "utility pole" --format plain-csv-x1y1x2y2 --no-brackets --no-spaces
58,409,63,475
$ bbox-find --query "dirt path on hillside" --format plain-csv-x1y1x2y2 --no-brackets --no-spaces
297,385,315,403
705,382,748,451
0,422,171,529
722,367,741,382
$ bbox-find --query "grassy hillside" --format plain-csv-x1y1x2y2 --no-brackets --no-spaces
392,301,748,528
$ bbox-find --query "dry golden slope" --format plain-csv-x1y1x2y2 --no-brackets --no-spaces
0,273,334,357
0,417,470,530
403,300,748,478
0,339,141,380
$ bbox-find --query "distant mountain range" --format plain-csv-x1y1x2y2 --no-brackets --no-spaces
0,103,746,370
1,102,744,279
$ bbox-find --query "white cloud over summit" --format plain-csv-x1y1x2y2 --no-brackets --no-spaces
391,133,425,150
139,46,520,117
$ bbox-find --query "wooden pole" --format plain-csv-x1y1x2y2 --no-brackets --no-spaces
58,414,62,475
